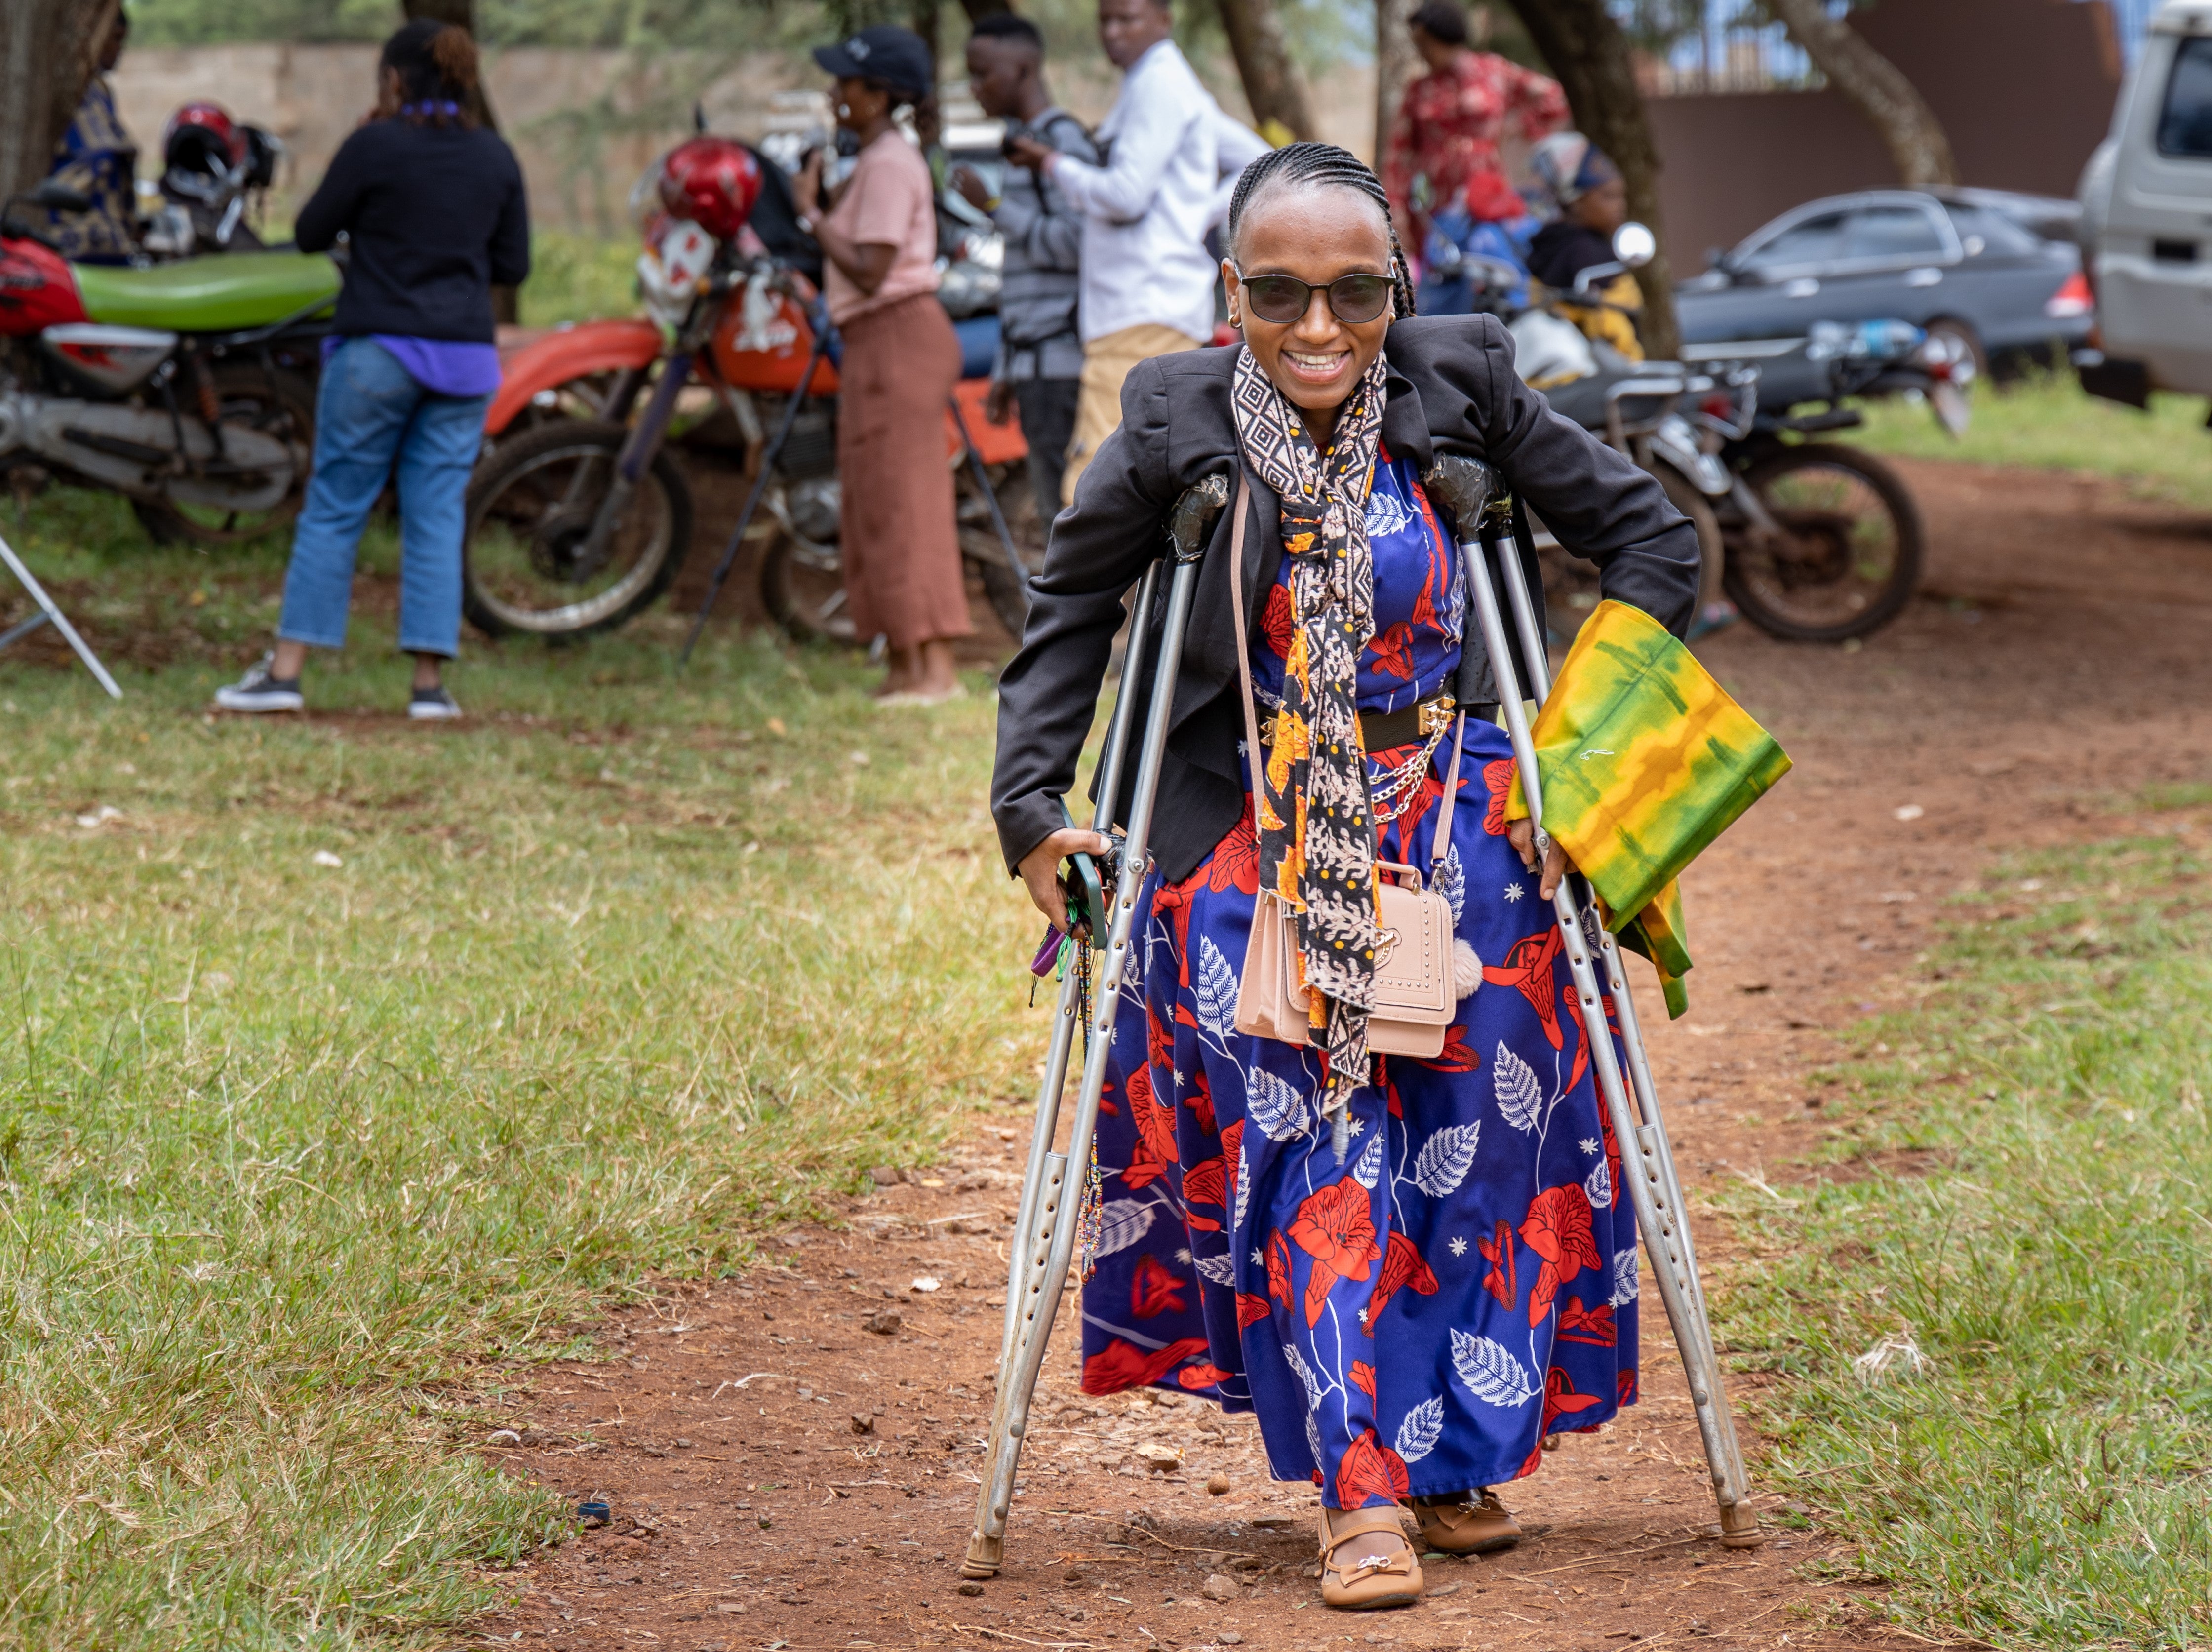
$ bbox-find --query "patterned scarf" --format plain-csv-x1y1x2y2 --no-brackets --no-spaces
1230,345,1389,1156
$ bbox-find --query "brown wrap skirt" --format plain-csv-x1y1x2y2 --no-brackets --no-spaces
833,292,972,650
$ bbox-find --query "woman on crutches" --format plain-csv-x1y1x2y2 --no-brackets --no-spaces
989,143,1701,1611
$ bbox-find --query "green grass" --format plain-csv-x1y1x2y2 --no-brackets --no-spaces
1719,814,2212,1649
1854,369,2212,511
0,490,1033,1648
518,232,646,330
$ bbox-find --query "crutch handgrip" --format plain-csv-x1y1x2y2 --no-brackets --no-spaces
1422,453,1502,531
1166,471,1231,562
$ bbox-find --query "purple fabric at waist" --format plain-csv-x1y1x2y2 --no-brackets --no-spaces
323,334,501,399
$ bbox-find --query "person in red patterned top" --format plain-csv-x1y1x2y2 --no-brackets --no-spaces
1381,0,1568,257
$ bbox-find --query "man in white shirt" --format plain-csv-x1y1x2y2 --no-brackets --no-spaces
1005,0,1268,505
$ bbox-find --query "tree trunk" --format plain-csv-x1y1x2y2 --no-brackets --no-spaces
1215,0,1316,145
0,0,118,201
1762,0,1957,188
1375,0,1418,168
955,0,1013,18
1497,0,1679,359
403,0,520,325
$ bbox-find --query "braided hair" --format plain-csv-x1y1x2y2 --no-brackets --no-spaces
1226,142,1417,320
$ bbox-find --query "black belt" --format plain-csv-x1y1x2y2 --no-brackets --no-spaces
1261,693,1455,752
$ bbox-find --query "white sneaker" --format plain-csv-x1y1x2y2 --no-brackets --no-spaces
408,685,462,721
214,653,304,713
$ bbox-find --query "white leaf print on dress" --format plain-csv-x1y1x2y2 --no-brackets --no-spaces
1195,1253,1236,1286
1611,1246,1640,1306
1351,1130,1385,1189
1363,488,1412,540
1193,936,1239,1044
1411,1122,1481,1197
1245,1064,1313,1142
1395,1396,1446,1464
1494,1043,1546,1133
1283,1340,1324,1410
1450,1328,1538,1408
1585,1157,1613,1210
1434,841,1465,924
1232,1142,1251,1236
1091,1199,1156,1259
1305,1408,1325,1469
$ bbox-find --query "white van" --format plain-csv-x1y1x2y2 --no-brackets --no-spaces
2076,0,2212,404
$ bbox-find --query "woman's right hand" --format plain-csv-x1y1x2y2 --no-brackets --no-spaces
1017,827,1114,934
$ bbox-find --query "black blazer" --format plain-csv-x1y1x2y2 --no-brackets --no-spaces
990,314,1701,886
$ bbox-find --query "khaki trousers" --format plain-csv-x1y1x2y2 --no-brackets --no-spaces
1062,323,1204,507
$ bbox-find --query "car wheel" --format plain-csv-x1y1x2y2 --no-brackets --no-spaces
1922,316,1988,390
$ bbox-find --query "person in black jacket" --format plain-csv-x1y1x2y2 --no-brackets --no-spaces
989,145,1697,1612
217,20,529,720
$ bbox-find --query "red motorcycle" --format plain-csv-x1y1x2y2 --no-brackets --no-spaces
464,136,1038,643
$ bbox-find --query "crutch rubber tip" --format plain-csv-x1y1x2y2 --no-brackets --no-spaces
1717,1505,1767,1548
961,1534,1003,1577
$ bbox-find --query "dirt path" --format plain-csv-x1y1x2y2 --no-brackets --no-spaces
455,460,2212,1652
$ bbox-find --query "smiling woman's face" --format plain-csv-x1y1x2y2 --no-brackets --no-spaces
1224,186,1395,436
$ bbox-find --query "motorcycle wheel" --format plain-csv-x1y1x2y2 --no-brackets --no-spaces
1723,442,1923,643
131,364,316,546
1537,463,1724,641
461,418,693,640
959,457,1045,640
759,527,859,646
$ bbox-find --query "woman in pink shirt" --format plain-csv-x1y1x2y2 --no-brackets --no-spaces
795,26,971,704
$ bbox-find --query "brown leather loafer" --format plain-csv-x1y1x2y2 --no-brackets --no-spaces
1410,1488,1521,1555
1318,1504,1424,1610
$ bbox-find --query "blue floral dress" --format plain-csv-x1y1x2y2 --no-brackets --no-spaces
1076,447,1641,1509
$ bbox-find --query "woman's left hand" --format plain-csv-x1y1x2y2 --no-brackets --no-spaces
1506,816,1569,901
793,149,827,216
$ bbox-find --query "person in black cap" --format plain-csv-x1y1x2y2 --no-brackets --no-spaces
791,27,972,705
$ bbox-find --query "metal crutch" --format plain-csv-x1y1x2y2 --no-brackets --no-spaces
1424,456,1763,1549
965,472,1230,1580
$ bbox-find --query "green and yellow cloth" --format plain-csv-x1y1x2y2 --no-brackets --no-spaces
1506,600,1792,1017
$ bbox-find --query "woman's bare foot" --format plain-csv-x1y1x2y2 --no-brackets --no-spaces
872,645,921,698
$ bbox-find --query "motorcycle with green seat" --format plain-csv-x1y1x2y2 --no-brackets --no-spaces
0,181,337,544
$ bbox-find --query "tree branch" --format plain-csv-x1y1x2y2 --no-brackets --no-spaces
1214,0,1316,143
1762,0,1956,187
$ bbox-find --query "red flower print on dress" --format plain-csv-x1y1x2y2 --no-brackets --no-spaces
1481,757,1517,835
1119,1133,1170,1192
1126,1058,1180,1173
1541,1367,1605,1433
1370,1230,1440,1321
1618,1369,1639,1407
1082,1335,1211,1396
1511,1438,1545,1481
1367,621,1416,685
1557,1295,1618,1346
1349,1360,1377,1398
1177,1362,1233,1391
1220,1120,1244,1205
1130,1253,1188,1319
1286,1179,1383,1328
1519,1183,1601,1327
1209,806,1261,895
1236,1290,1271,1329
1265,1230,1294,1311
1261,581,1297,659
1182,1156,1226,1231
1335,1428,1411,1508
1479,1218,1518,1310
1150,877,1196,974
1422,1027,1480,1073
1483,929,1566,1050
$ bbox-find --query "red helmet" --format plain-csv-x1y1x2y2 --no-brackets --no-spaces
162,101,246,174
656,137,761,243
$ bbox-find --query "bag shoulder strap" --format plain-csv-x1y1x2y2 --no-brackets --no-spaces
1227,475,1268,803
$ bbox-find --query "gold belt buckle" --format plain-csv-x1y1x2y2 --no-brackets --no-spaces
1417,698,1454,737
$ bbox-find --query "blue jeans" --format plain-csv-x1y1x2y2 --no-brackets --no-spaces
277,337,489,659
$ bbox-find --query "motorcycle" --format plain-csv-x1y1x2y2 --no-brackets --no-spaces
1456,222,1966,644
465,136,1038,644
0,179,336,545
140,101,285,261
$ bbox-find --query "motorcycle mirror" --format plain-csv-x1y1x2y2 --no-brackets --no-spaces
693,100,708,134
1612,221,1657,269
23,180,93,213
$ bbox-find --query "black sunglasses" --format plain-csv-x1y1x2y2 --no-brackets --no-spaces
1234,269,1395,327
